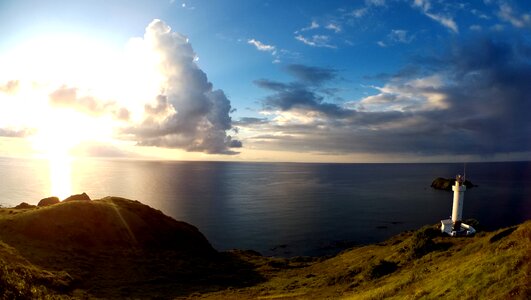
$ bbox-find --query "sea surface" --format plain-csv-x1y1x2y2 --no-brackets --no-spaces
0,157,530,257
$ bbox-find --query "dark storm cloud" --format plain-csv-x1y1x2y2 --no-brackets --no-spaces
233,117,270,126
228,139,243,148
248,134,295,140
364,65,422,81
246,36,531,157
284,64,337,85
254,79,350,118
144,95,172,116
253,64,346,116
253,79,291,92
431,37,531,154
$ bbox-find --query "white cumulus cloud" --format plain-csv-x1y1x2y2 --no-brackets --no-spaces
497,3,531,28
298,21,320,33
295,35,336,48
247,39,276,52
325,23,342,33
413,0,459,33
124,19,241,154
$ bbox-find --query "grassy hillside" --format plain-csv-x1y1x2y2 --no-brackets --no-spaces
0,197,215,253
198,222,530,299
0,197,263,298
0,197,529,299
0,240,73,299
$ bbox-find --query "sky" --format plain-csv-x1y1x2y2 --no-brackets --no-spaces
0,0,530,163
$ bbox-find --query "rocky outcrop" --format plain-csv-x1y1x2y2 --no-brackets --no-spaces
431,177,477,191
14,202,36,209
37,197,60,207
62,193,91,202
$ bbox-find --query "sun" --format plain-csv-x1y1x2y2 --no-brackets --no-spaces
0,33,134,160
1,32,161,122
0,30,167,161
28,107,115,199
31,107,115,159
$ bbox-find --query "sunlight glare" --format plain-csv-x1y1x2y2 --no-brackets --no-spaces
30,109,113,199
31,108,114,158
48,156,73,200
0,33,163,123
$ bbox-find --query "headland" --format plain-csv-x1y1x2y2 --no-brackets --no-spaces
0,196,528,299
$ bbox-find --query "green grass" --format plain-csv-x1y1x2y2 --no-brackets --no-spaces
0,198,263,299
199,221,530,300
0,241,72,299
341,222,530,300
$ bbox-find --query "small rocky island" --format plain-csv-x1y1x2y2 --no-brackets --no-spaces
431,177,477,191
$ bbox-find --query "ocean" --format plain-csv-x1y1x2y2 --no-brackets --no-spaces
0,157,530,257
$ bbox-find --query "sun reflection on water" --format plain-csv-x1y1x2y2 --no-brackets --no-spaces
48,156,73,200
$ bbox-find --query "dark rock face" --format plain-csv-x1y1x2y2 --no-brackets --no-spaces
62,193,91,202
38,197,60,207
14,202,36,209
431,178,477,191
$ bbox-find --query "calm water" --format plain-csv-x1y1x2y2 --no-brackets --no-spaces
0,157,530,256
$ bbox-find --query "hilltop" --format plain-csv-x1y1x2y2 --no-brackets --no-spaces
0,197,529,299
0,197,262,298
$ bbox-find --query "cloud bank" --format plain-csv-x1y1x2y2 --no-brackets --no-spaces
242,36,531,159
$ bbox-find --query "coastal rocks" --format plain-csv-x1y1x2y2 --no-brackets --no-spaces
62,193,91,202
38,197,60,207
14,202,36,209
431,177,477,191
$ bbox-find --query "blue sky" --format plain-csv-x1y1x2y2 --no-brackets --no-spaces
0,0,530,162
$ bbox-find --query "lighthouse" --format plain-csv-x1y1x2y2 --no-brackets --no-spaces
440,175,476,236
451,175,466,229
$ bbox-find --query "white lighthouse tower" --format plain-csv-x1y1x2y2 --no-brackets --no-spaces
440,175,476,236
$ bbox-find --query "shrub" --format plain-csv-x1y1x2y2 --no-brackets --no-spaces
409,227,440,258
367,260,398,279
